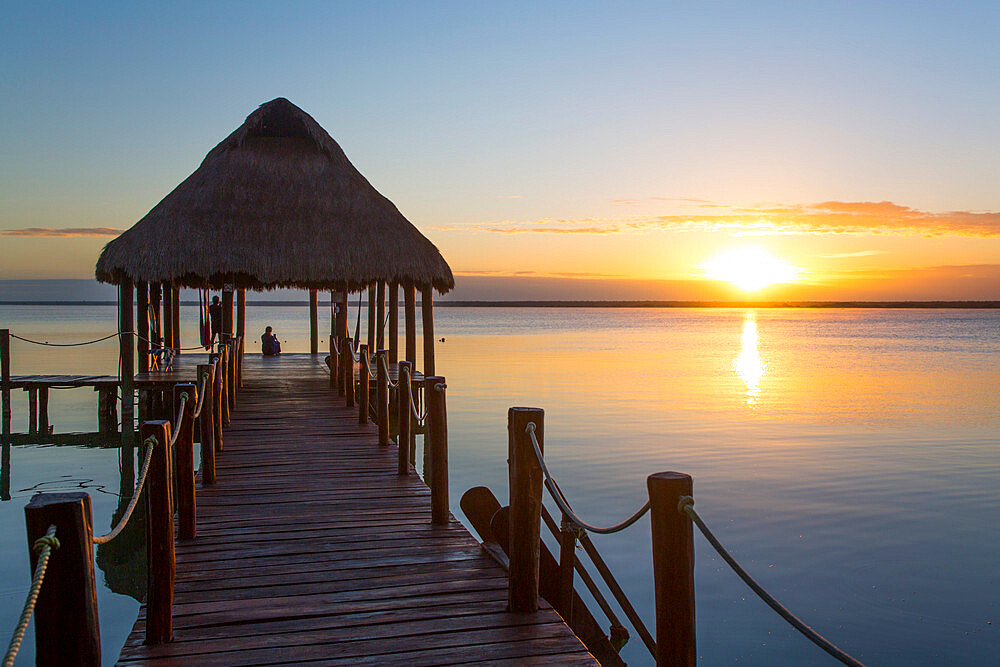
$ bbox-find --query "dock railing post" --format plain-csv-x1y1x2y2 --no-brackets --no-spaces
425,376,449,525
508,407,543,612
343,337,354,406
397,361,412,475
329,309,339,391
219,341,231,427
24,492,101,666
143,420,175,645
557,512,578,624
197,364,216,484
173,384,197,540
227,338,237,410
648,471,696,666
358,344,369,425
211,354,224,453
376,349,390,445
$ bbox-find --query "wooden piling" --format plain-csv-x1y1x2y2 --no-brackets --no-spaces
219,343,230,427
358,344,369,425
28,387,37,434
404,284,416,364
197,364,216,484
1,329,10,444
376,350,390,445
508,407,544,612
648,471,696,666
426,376,449,525
120,280,135,448
222,284,234,339
142,420,175,644
173,384,197,540
397,360,412,475
309,289,319,355
149,283,162,348
25,492,101,666
38,386,49,434
328,293,339,390
557,513,578,624
212,355,224,453
367,284,376,350
342,337,354,406
388,282,399,363
376,282,385,350
137,281,149,374
421,286,435,376
171,286,181,352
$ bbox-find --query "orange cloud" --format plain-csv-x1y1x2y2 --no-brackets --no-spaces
439,200,1000,237
1,227,123,238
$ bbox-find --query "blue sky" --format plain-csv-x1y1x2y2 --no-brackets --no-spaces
2,2,999,298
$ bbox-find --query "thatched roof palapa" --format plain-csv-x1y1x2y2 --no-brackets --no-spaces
96,98,454,293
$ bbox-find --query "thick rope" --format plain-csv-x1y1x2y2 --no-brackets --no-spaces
191,370,211,419
92,438,156,544
526,423,649,534
401,367,426,424
380,355,400,389
2,526,59,667
168,394,188,449
361,355,374,380
10,332,120,347
680,497,865,666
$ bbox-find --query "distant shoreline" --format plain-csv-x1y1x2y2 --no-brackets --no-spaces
1,300,998,309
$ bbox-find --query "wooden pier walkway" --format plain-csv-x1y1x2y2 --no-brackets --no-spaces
116,354,595,665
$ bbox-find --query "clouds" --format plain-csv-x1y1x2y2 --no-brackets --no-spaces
438,200,1000,237
0,227,122,238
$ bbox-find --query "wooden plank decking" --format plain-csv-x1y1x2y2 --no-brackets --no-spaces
117,354,595,665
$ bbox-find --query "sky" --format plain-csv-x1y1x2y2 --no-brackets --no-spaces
2,1,998,301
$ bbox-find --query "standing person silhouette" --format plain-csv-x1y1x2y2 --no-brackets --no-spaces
208,296,223,348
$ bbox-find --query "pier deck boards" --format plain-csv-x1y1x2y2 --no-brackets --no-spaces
117,354,594,665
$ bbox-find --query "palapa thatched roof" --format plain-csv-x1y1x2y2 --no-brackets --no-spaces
96,98,454,292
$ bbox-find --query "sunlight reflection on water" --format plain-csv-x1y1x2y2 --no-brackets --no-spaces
732,313,765,408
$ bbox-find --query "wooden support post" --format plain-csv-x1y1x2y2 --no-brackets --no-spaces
421,286,435,376
172,287,181,352
404,284,417,364
149,283,162,348
508,407,543,612
237,334,244,389
388,282,399,363
337,290,348,339
341,337,354,406
137,281,149,374
25,492,101,666
28,387,38,434
228,339,238,409
309,288,319,355
648,471,696,666
358,344,369,425
142,420,175,644
426,376,449,525
173,384,197,540
212,355,224,452
236,288,246,341
38,386,49,434
220,343,230,427
397,360,412,475
328,292,339,390
376,349,389,446
557,513,578,624
197,364,216,484
161,283,173,350
1,329,10,444
376,282,385,351
222,284,234,339
120,280,135,448
367,284,376,350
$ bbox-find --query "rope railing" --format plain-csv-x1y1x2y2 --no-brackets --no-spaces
679,497,864,666
380,355,399,389
92,437,157,545
168,394,189,449
190,368,212,419
2,526,58,667
526,423,649,535
401,366,426,424
10,332,121,347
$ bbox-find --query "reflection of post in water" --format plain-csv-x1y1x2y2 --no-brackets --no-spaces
1,442,10,501
732,312,765,408
96,446,147,602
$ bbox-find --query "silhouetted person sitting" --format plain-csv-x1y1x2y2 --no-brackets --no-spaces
208,296,222,347
261,326,281,356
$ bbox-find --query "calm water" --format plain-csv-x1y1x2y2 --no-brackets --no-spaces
1,304,997,665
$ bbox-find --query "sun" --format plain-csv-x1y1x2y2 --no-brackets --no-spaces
702,246,801,291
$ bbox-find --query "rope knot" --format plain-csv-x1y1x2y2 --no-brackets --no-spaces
434,382,447,392
32,536,59,554
525,422,536,434
677,495,695,515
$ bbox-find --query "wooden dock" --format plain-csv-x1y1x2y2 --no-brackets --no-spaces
116,354,595,665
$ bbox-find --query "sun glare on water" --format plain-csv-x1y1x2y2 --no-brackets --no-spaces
702,246,801,291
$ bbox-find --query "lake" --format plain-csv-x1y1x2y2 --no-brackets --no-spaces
1,304,997,665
